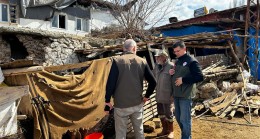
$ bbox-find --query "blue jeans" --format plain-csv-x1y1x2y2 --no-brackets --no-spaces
174,97,192,139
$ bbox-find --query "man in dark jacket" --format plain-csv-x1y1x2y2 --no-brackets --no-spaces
104,39,156,139
169,41,204,139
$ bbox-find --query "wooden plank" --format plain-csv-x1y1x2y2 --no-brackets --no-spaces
2,66,43,76
143,106,157,114
44,60,93,72
0,85,29,106
144,108,158,117
227,96,243,119
0,60,34,69
185,44,230,49
143,113,157,123
202,92,229,108
147,44,155,68
210,92,238,113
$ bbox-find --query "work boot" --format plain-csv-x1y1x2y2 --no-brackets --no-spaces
157,118,168,136
167,121,174,139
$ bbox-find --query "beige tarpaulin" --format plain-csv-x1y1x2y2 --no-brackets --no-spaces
27,58,112,139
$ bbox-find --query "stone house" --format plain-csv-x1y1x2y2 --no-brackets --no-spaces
0,0,140,36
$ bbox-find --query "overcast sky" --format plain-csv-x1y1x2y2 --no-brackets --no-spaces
154,0,247,27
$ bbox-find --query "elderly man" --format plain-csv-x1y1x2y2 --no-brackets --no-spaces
170,41,204,139
104,39,156,139
153,50,174,139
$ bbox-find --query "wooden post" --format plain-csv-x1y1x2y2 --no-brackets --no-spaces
147,44,155,69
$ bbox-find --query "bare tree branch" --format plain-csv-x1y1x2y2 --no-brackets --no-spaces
106,0,176,38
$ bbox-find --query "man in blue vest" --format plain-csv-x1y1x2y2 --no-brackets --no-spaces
170,41,203,139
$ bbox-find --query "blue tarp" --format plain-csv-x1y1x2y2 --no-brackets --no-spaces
161,25,224,56
233,31,243,51
161,25,260,80
248,27,260,80
161,25,219,37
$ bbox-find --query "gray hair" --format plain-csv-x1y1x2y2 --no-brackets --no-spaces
123,39,137,51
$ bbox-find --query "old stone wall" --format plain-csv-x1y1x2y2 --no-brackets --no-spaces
0,35,11,64
16,35,50,65
0,33,121,67
16,35,85,66
44,38,83,66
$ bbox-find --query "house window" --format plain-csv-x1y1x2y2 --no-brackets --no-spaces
0,3,8,22
76,18,82,31
51,14,66,29
59,15,66,29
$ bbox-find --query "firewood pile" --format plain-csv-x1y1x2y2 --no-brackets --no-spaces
193,62,260,119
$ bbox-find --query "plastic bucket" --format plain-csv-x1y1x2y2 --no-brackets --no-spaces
84,132,103,139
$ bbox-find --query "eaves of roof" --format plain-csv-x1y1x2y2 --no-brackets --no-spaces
157,5,254,30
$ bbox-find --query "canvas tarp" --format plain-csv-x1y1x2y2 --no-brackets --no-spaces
27,58,112,139
248,27,260,80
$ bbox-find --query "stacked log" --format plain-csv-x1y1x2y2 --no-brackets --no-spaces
194,70,260,119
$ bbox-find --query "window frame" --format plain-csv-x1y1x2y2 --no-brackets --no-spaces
0,3,9,22
51,14,67,29
75,18,83,31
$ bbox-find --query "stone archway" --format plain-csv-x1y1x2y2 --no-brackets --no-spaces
2,34,29,60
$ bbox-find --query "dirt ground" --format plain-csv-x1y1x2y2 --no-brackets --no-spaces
141,115,260,139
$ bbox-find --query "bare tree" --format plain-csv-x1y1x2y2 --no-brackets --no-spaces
105,0,176,38
233,0,238,7
240,0,245,6
230,0,245,8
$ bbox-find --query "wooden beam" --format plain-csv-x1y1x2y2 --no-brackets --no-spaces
44,60,93,72
0,85,29,106
185,44,230,49
2,66,43,76
0,60,34,69
228,40,244,70
210,92,238,114
147,44,155,69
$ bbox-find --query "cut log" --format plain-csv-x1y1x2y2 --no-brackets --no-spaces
253,108,259,116
218,105,234,118
209,91,237,114
227,95,243,120
203,69,239,82
202,60,223,72
17,115,27,120
236,107,245,117
208,92,229,105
